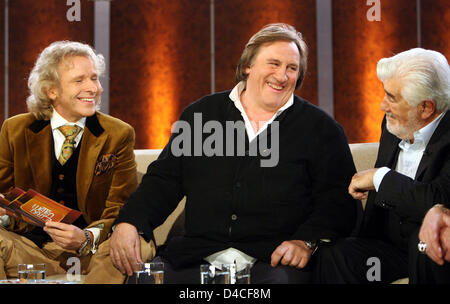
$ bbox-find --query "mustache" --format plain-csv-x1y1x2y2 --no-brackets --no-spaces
385,112,396,119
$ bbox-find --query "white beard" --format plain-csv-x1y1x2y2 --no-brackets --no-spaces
385,109,421,141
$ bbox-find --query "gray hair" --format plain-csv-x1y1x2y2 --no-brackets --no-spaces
26,41,105,120
377,48,450,112
236,23,308,90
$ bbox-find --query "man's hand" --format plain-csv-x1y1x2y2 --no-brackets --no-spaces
109,222,142,276
43,221,87,251
270,240,312,269
419,204,449,265
440,224,450,263
348,168,378,200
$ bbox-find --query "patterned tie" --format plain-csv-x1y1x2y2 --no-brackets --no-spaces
58,125,82,165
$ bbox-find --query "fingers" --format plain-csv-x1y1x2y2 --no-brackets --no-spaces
43,223,84,250
109,223,141,276
0,207,6,217
440,226,450,263
270,244,287,267
270,240,311,269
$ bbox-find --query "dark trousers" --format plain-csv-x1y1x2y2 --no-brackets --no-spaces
313,237,409,284
128,256,312,284
314,232,450,284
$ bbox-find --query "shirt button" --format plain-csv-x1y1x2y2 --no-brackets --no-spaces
231,214,238,221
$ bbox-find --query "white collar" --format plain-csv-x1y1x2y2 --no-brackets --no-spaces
229,81,294,117
50,109,86,131
399,112,444,150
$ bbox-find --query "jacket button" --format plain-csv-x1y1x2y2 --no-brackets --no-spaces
231,214,238,221
57,188,64,194
58,174,64,180
235,182,241,188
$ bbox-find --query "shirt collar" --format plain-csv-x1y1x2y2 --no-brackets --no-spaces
399,112,444,150
229,81,294,117
50,108,86,131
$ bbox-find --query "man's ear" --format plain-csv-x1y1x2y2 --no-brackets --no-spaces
46,86,58,101
420,99,436,120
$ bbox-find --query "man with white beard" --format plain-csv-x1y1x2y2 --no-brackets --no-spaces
315,48,450,284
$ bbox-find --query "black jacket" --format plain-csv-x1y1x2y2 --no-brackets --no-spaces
116,91,357,268
362,111,450,250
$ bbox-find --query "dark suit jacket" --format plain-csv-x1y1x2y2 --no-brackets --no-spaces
116,91,357,268
362,111,450,250
0,112,138,244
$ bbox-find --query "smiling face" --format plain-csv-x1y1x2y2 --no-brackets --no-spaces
244,41,300,113
380,77,422,141
48,55,102,122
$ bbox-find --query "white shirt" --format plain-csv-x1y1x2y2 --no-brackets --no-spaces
0,109,101,253
373,112,445,190
204,82,294,271
229,81,294,142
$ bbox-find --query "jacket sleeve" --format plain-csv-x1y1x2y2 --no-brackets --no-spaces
291,116,358,242
114,114,186,242
375,152,450,223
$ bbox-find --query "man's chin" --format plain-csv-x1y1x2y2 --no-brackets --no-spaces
386,122,412,141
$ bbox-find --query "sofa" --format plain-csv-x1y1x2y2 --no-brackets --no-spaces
134,142,381,248
46,142,407,283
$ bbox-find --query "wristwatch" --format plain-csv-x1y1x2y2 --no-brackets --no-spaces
304,240,318,255
77,229,93,256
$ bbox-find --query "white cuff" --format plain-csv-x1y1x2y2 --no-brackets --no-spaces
373,167,391,192
85,227,101,254
0,215,10,227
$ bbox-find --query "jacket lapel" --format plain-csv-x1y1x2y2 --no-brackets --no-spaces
375,117,401,169
415,111,450,180
76,113,107,211
25,120,53,195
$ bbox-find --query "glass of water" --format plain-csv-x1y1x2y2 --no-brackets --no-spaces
17,264,46,282
135,262,164,284
200,264,232,284
200,264,216,284
236,263,251,284
148,262,164,284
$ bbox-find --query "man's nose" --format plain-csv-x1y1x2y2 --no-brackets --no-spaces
380,96,389,112
274,68,288,83
85,80,100,93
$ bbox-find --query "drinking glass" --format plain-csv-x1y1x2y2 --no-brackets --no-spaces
236,263,251,284
148,262,164,284
135,262,164,284
17,264,46,282
200,264,216,284
200,264,232,284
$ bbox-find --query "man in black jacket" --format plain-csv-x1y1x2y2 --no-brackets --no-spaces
109,23,357,283
315,48,450,284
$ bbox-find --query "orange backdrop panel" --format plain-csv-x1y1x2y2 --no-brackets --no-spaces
333,0,417,143
110,0,211,149
8,0,93,119
421,0,450,59
214,0,317,106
